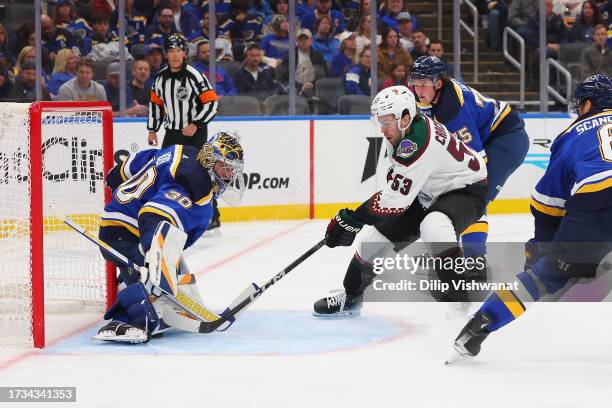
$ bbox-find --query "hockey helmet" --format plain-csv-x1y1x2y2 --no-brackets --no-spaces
371,85,417,133
569,74,612,114
205,132,245,205
410,55,447,83
164,33,187,52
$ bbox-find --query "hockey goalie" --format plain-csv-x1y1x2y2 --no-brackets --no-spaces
95,131,244,343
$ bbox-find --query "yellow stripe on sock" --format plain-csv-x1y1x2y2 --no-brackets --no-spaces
496,290,526,318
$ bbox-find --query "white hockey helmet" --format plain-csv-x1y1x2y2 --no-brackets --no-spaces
371,85,417,133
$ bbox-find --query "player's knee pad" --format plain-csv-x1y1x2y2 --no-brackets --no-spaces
104,282,160,332
355,226,395,263
420,211,456,255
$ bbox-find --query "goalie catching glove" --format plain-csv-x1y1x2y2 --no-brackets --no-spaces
325,209,365,248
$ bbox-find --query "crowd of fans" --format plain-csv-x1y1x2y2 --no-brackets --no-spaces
0,0,609,113
480,0,612,80
0,0,440,113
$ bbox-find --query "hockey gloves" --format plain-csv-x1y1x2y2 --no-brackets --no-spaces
524,239,546,270
325,209,365,248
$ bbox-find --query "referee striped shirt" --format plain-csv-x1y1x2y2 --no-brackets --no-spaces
147,64,219,132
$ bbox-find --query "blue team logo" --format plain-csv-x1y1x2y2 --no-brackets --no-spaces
397,139,418,158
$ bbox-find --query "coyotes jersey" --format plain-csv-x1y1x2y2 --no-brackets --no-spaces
359,114,487,224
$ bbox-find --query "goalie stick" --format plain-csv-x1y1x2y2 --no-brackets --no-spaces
65,218,325,333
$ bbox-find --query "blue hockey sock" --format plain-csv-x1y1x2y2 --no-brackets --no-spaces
478,289,526,332
461,220,488,258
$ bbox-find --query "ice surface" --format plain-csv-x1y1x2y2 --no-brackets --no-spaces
1,215,611,407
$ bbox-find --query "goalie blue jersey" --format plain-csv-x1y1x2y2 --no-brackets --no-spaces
101,145,215,251
530,110,612,241
418,79,521,157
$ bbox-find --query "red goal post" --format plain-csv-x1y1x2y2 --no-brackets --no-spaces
0,101,117,348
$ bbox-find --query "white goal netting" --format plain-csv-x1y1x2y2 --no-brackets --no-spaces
0,103,110,345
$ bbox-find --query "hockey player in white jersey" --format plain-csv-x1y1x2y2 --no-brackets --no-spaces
314,85,489,317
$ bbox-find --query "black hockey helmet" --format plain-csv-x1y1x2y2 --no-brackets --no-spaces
164,34,187,52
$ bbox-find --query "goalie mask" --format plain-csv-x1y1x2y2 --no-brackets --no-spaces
197,132,245,205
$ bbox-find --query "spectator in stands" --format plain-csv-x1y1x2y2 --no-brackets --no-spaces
601,1,612,28
11,22,35,58
570,0,603,42
338,0,361,31
188,11,234,63
345,45,371,95
312,15,341,62
301,0,345,36
48,49,77,98
228,0,264,44
92,0,115,18
264,0,289,26
200,0,234,26
0,63,14,101
0,25,14,69
88,12,135,63
428,39,454,77
377,27,412,81
41,14,76,65
486,0,509,51
54,0,92,57
130,59,151,105
541,0,569,57
508,0,538,43
260,15,290,62
168,0,197,37
57,57,106,102
397,12,415,53
382,62,408,89
111,0,148,48
192,41,238,96
331,31,358,77
103,61,147,117
381,0,417,32
410,30,429,59
360,0,372,17
233,43,277,98
144,43,164,88
580,24,612,78
145,4,179,47
280,28,326,97
13,46,51,88
7,60,50,102
354,14,381,55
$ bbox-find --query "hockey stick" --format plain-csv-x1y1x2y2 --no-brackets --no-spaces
63,218,226,327
65,218,325,333
188,237,328,333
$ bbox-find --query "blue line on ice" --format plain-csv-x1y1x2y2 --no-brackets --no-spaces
45,311,406,356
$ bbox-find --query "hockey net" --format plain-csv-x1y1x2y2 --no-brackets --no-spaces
0,102,116,348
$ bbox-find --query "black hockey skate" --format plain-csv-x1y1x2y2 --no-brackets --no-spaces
446,311,491,364
204,216,221,237
313,291,363,318
93,321,150,344
463,256,487,283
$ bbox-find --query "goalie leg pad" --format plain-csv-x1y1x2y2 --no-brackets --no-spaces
103,282,160,331
143,221,187,296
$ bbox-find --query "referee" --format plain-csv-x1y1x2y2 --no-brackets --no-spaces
147,34,219,148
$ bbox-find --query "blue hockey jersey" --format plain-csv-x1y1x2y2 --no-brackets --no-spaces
101,145,215,252
530,110,612,241
418,79,521,157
